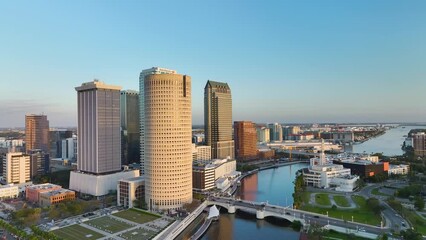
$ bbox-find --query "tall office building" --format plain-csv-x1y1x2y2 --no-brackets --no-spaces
75,80,121,174
4,152,30,184
139,67,178,174
204,81,234,159
234,121,258,161
70,80,139,196
120,90,140,166
25,114,49,153
413,133,426,157
268,123,283,142
141,68,192,210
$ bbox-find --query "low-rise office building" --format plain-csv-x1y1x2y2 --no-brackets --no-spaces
39,189,75,207
0,184,19,200
26,183,62,203
117,176,145,208
388,164,409,175
193,159,240,191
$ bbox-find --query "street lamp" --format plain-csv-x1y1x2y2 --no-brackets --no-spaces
352,216,354,222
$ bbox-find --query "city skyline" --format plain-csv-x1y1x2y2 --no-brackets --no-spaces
1,1,426,127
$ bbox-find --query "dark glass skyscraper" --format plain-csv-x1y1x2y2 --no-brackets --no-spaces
120,90,140,165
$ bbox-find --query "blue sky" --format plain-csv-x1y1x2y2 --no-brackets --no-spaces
1,0,425,127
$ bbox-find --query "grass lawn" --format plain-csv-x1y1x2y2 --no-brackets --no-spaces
315,193,331,206
333,195,350,207
301,195,381,226
324,230,371,240
302,191,311,204
371,187,390,196
120,227,157,240
401,208,426,235
113,208,160,225
85,216,133,233
52,224,104,240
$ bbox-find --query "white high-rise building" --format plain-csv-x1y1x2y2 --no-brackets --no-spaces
61,136,77,160
4,152,30,184
139,67,177,175
257,127,270,143
141,67,192,210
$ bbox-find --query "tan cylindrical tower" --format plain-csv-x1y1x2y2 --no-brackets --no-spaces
144,73,192,210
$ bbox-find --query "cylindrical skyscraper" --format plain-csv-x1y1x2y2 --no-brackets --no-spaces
142,70,192,210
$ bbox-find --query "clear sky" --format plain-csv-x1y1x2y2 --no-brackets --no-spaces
1,0,425,127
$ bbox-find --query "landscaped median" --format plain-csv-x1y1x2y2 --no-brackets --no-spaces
333,195,350,207
315,193,331,206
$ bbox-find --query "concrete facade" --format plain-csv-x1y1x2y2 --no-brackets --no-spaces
413,132,426,157
117,176,145,208
69,170,139,196
143,71,193,210
0,184,19,200
75,80,122,174
4,152,30,184
139,67,178,175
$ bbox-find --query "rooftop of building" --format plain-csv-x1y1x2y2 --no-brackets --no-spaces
206,80,230,89
193,158,235,169
75,79,122,91
41,188,74,197
120,176,145,183
26,183,61,190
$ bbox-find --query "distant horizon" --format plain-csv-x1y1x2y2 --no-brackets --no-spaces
1,1,425,127
2,122,426,129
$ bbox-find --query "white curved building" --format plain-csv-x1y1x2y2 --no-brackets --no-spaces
142,70,193,210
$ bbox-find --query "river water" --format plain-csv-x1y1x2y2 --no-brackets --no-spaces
197,163,308,240
178,126,426,239
351,125,426,156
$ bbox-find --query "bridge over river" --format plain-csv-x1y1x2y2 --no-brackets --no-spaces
206,197,389,239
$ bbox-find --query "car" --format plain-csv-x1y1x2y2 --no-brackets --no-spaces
285,212,291,215
314,216,320,218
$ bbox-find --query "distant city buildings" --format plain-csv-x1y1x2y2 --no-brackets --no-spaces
192,144,212,163
49,129,73,159
4,152,30,184
61,136,77,161
141,68,193,210
204,80,234,159
388,164,409,176
120,90,140,166
28,149,49,178
25,114,49,153
257,127,270,143
234,121,258,161
413,132,426,157
268,123,283,142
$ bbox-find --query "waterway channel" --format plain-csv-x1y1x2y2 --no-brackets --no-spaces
350,125,426,156
177,163,308,240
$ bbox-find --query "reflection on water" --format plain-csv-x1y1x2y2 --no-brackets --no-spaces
351,126,426,156
202,163,308,240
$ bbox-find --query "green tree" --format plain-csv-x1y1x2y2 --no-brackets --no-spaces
366,197,382,214
291,220,302,231
401,229,422,240
414,196,425,211
307,223,325,240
